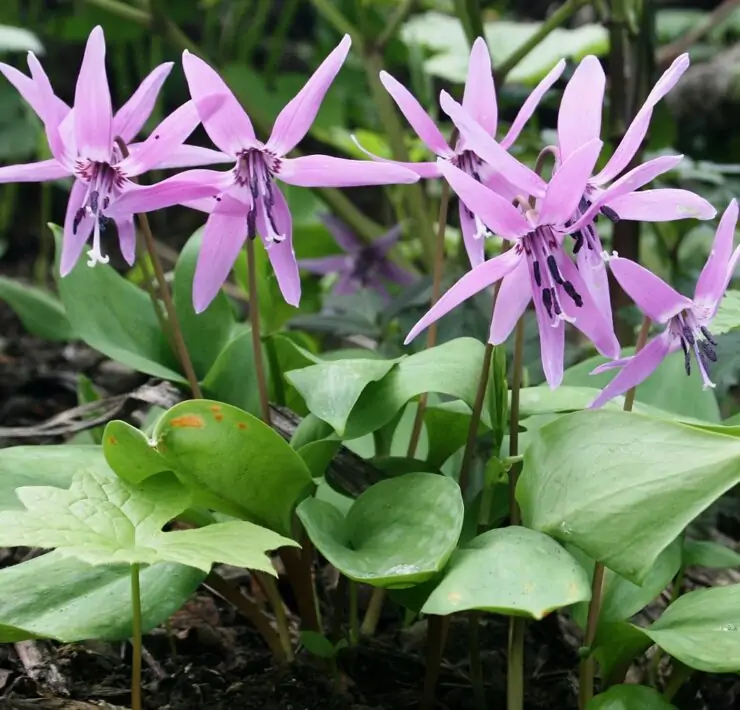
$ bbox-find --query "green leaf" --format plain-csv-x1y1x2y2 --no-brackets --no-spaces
299,630,337,659
0,25,44,54
586,685,677,710
421,527,590,619
173,228,236,378
644,583,740,672
518,411,740,583
684,539,740,569
592,622,652,683
0,276,73,341
709,290,740,336
153,400,314,535
0,550,204,642
424,401,487,469
297,473,463,588
0,467,296,572
51,224,184,382
103,420,170,484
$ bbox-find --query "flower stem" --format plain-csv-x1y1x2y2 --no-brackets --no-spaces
255,571,294,662
421,616,451,710
360,586,385,637
348,580,359,645
377,0,417,49
246,237,271,425
130,563,142,710
470,611,486,710
579,315,651,708
662,659,693,702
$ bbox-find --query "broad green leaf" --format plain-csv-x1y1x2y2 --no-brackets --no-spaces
0,276,73,341
422,527,590,619
710,290,740,335
51,225,184,382
0,550,204,642
173,228,235,378
424,401,487,469
0,445,101,512
297,473,463,588
286,356,399,435
644,584,740,672
299,630,336,659
684,539,740,569
103,420,170,484
592,622,652,682
153,400,314,535
518,411,740,583
586,685,677,710
297,441,341,478
0,467,296,572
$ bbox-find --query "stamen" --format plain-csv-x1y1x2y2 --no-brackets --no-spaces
562,281,583,308
73,208,85,235
680,337,691,375
90,190,99,214
573,232,584,254
600,205,620,223
533,261,542,287
700,326,717,346
542,288,553,319
699,339,717,363
547,255,563,284
551,288,562,316
682,325,695,346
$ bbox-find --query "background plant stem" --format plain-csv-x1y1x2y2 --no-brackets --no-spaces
360,586,386,636
246,237,271,425
130,563,142,710
255,571,294,662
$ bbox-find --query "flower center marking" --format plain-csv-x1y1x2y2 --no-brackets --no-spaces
234,148,284,243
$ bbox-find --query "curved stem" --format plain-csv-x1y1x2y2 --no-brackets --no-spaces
130,563,142,710
255,571,294,662
360,586,386,636
348,580,360,645
246,237,271,425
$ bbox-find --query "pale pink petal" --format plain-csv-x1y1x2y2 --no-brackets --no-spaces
60,180,94,276
440,91,546,199
538,138,602,226
490,259,532,343
695,199,739,307
74,26,113,162
380,71,452,157
378,260,415,286
182,50,256,155
0,61,69,123
278,155,419,187
148,144,233,170
193,208,248,313
115,216,136,266
533,296,565,388
299,255,351,275
590,331,677,409
257,187,300,306
373,225,404,255
459,202,486,268
591,357,631,375
609,256,693,323
438,159,530,238
501,59,565,149
322,213,361,252
112,62,173,143
332,273,358,296
605,188,717,223
462,37,497,134
350,134,442,178
577,243,612,326
404,248,522,343
267,35,351,155
0,158,69,183
557,56,605,161
594,54,690,185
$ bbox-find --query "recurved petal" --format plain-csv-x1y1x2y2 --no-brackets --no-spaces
267,35,351,156
695,199,739,307
114,216,136,266
404,248,521,344
320,213,361,252
299,255,351,275
378,259,416,287
372,224,404,255
533,294,565,389
576,242,612,326
589,331,676,409
73,26,113,162
148,144,234,170
605,188,717,222
608,256,693,323
489,259,532,343
557,55,605,161
459,202,486,268
380,71,452,157
0,158,69,183
113,62,173,143
0,61,69,123
60,180,94,277
462,37,497,134
279,155,419,187
350,134,442,178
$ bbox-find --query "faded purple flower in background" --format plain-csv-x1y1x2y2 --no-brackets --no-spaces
355,37,564,268
0,26,228,274
178,35,419,313
590,200,739,408
405,141,620,388
299,215,414,300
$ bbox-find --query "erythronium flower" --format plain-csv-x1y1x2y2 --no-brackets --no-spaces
405,141,620,389
179,36,419,313
353,37,564,268
299,214,414,300
555,53,716,320
590,200,739,408
0,26,229,274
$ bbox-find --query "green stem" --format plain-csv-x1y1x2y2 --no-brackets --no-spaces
421,616,450,710
454,0,485,48
308,0,365,48
242,0,272,62
507,613,526,710
264,0,301,79
130,563,142,710
34,182,52,287
256,571,294,662
662,659,693,702
497,0,588,83
246,237,272,425
470,611,486,710
360,586,385,637
348,580,359,645
377,0,417,49
83,0,148,22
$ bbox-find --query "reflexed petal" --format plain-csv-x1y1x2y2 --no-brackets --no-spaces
115,216,136,266
438,160,530,238
490,259,532,343
459,202,486,268
606,188,717,223
576,242,612,326
404,248,521,343
440,91,546,198
74,26,113,162
267,35,351,155
501,59,565,149
538,138,602,227
149,144,234,170
533,296,565,389
321,213,361,252
299,255,350,275
0,158,69,183
279,155,419,187
380,71,452,157
695,199,739,307
609,256,693,323
60,180,94,276
257,187,300,307
351,135,442,178
557,55,605,161
462,37,497,134
332,273,358,297
378,259,415,286
372,225,404,255
590,331,676,409
594,54,689,185
113,62,173,143
0,61,69,124
182,50,256,154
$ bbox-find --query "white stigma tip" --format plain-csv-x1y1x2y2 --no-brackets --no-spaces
86,249,110,268
601,250,618,262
